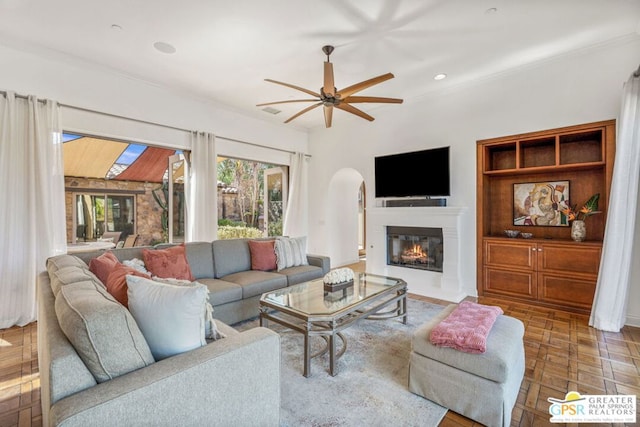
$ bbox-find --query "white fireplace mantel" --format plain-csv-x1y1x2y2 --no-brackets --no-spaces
366,206,468,302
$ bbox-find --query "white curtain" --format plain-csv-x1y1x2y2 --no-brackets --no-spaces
186,131,217,242
0,92,66,328
589,72,640,332
282,152,309,237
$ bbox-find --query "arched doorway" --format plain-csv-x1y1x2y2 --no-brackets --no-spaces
327,168,365,267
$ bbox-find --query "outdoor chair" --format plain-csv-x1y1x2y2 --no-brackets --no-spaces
101,231,122,244
123,234,138,248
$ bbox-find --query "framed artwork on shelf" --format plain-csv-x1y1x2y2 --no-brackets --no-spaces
513,180,570,227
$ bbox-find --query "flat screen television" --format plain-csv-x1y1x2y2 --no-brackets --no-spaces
374,146,450,198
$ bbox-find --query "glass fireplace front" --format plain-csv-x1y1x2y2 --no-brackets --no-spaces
386,226,443,272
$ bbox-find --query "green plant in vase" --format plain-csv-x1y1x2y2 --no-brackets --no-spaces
560,193,601,242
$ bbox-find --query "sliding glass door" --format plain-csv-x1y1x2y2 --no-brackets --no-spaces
168,154,187,243
263,167,287,237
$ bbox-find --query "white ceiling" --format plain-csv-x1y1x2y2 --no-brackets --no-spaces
1,0,639,130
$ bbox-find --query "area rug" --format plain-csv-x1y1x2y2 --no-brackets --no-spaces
236,299,448,427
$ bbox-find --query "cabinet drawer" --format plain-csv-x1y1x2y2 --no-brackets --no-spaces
538,273,597,310
484,267,537,298
538,244,601,275
485,240,535,270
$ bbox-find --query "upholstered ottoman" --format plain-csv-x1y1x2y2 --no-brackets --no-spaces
409,304,525,427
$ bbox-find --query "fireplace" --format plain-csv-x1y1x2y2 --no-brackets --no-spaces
367,206,467,302
387,226,443,272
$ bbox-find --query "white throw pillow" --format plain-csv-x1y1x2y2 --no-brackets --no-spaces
275,236,309,271
149,276,225,342
126,275,210,360
292,236,309,266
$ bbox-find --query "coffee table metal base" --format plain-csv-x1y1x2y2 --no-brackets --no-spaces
260,287,407,377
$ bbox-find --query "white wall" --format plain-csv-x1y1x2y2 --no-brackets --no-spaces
307,37,640,325
0,42,308,159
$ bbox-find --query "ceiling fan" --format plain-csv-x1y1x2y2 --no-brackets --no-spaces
257,45,403,128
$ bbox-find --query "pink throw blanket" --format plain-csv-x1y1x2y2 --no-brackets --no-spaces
430,301,503,354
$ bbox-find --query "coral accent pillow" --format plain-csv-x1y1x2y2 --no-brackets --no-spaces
88,251,120,284
105,265,150,307
248,240,277,271
142,244,194,281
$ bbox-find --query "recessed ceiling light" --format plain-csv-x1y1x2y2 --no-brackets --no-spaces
153,41,176,54
434,73,447,81
485,7,498,14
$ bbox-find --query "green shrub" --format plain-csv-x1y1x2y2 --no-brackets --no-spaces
217,225,263,240
268,219,283,237
218,218,245,227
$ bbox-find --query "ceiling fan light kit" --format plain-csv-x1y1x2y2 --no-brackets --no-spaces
257,45,403,128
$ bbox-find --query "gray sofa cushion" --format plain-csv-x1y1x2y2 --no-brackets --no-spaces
55,279,155,383
50,265,101,297
185,242,215,279
221,271,288,299
279,265,324,286
71,247,152,266
197,278,243,305
47,254,87,276
213,239,251,278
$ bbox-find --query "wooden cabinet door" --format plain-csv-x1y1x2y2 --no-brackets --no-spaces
483,239,537,298
536,242,601,310
537,243,602,275
537,273,597,310
484,239,536,269
484,267,537,298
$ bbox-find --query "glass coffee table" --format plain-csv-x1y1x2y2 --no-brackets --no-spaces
259,272,407,377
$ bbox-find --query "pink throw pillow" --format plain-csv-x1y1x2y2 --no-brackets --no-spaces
142,244,194,281
106,265,150,308
248,240,277,271
88,251,120,284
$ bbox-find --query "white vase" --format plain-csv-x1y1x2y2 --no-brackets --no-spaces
571,220,586,242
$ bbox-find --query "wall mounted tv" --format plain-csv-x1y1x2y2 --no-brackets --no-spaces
374,146,450,198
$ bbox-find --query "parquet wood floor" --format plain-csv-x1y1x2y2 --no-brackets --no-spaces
1,271,638,426
425,294,640,427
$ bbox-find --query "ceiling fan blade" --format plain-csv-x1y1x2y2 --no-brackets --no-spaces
264,79,320,98
323,105,333,128
256,99,318,107
335,103,375,122
323,62,335,97
284,102,323,123
343,96,403,104
337,73,395,98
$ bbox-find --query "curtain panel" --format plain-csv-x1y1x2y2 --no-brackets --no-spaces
282,152,309,238
186,131,217,242
0,92,66,328
589,72,640,331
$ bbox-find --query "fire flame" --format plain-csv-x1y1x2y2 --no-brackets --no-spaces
403,244,426,257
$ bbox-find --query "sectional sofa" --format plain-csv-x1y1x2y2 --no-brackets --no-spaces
74,238,330,325
38,238,330,426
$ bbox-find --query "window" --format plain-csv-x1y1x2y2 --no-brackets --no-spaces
75,193,135,242
217,157,287,238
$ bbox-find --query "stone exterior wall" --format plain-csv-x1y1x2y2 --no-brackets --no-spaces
218,190,240,221
65,177,165,246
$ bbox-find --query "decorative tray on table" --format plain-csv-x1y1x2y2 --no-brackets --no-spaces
323,268,355,292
